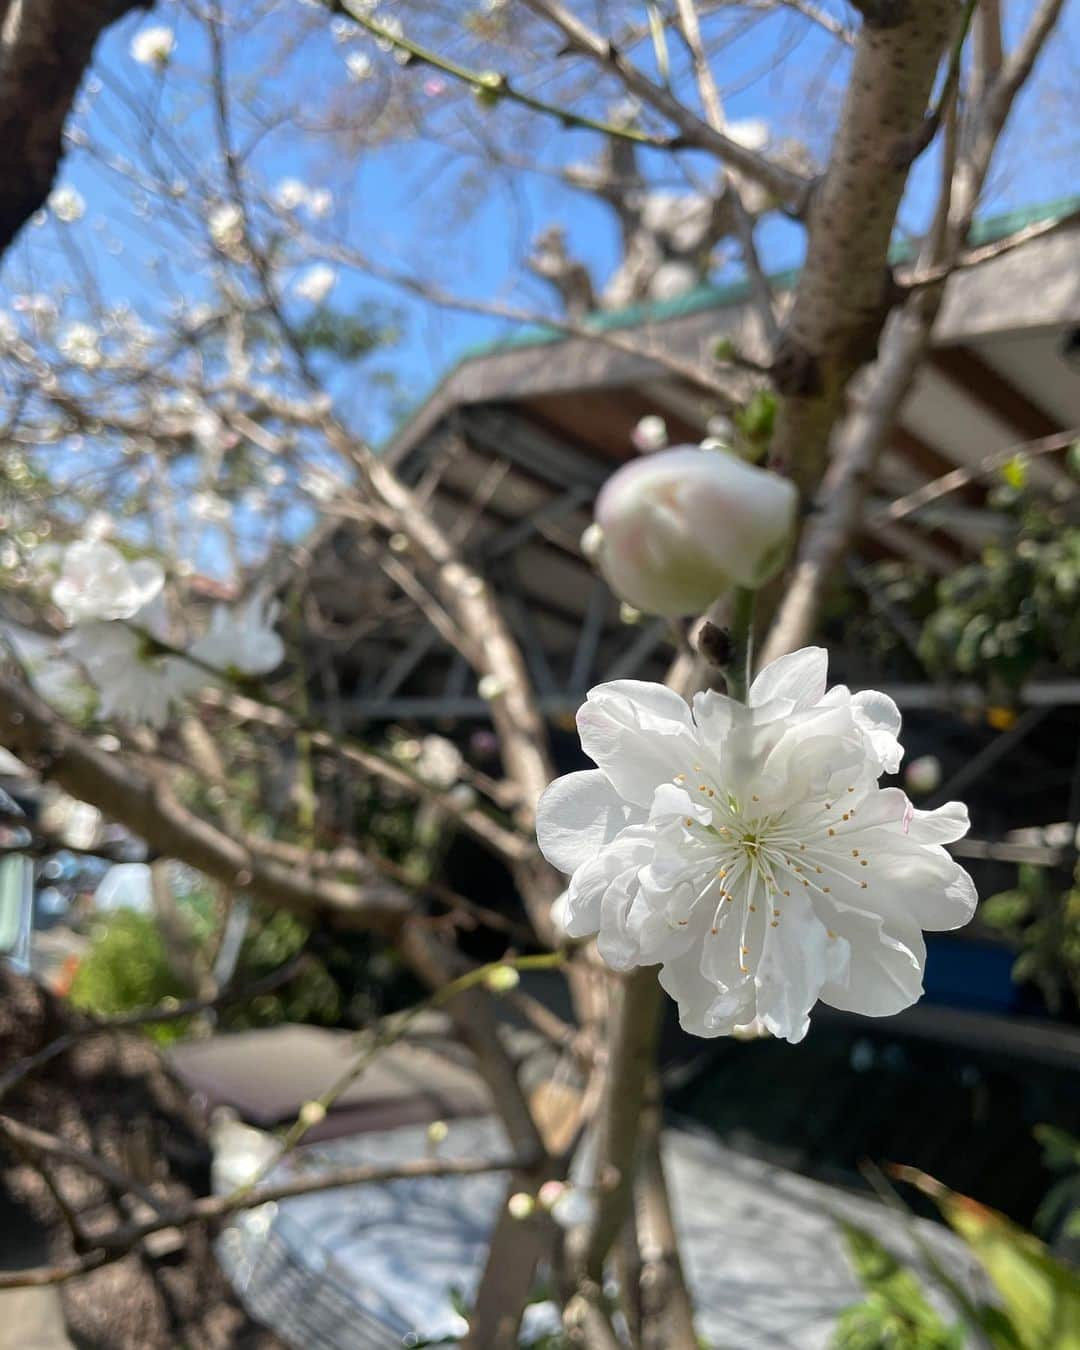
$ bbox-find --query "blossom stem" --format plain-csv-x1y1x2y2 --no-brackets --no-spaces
725,587,756,704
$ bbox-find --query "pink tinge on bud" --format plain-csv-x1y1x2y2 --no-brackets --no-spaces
589,446,798,617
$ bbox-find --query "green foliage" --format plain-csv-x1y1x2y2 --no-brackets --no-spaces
832,1223,965,1349
70,910,191,1043
291,306,402,362
1034,1126,1080,1244
839,1171,1080,1350
732,388,777,461
226,908,342,1029
929,1175,1080,1349
980,864,1080,1013
918,486,1080,691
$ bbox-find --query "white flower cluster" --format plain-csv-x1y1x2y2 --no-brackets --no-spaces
273,180,333,218
49,541,284,728
537,648,976,1043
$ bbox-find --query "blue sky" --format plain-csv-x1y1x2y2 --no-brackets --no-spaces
4,0,1077,449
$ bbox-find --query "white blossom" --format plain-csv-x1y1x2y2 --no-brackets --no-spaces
190,590,284,676
415,734,464,789
589,445,797,617
64,612,201,728
293,264,337,304
306,188,333,219
631,414,668,452
345,51,374,82
905,754,942,796
58,321,101,368
130,25,176,66
48,186,86,223
191,491,232,523
52,541,164,624
274,178,308,211
536,647,976,1044
208,202,244,251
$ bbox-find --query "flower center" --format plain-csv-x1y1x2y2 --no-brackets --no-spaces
670,767,871,975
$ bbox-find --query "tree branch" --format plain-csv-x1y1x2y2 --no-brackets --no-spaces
0,1153,521,1290
0,0,149,253
520,0,812,214
0,670,412,934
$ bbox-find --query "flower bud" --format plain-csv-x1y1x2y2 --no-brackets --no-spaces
904,754,942,796
507,1192,535,1220
590,446,797,617
484,964,520,994
631,414,668,452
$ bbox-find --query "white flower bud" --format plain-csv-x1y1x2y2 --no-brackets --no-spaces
904,754,942,796
507,1192,535,1220
478,674,505,701
631,414,668,452
591,445,797,617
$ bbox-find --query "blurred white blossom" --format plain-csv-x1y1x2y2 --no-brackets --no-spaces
274,178,308,211
416,735,464,789
52,541,164,624
65,609,201,728
208,202,244,251
48,186,86,223
293,264,337,304
59,322,101,368
191,591,285,677
131,25,176,66
345,51,374,82
191,492,232,523
904,754,943,796
631,414,667,452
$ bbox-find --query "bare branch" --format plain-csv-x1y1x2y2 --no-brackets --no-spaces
0,670,412,933
903,206,1080,290
520,0,812,214
0,1153,522,1291
877,428,1078,524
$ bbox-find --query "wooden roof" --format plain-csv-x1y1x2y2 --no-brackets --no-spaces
316,205,1080,725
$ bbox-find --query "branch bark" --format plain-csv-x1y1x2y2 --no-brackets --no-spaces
0,0,148,253
0,671,411,933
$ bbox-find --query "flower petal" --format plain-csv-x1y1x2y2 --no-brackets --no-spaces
577,681,698,808
906,801,970,846
850,689,903,774
819,908,925,1017
748,647,827,712
754,888,843,1044
659,948,755,1038
535,769,636,876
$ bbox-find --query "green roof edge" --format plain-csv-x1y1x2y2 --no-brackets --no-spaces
385,194,1080,446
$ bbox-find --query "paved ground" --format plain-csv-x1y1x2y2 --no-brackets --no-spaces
219,1116,984,1349
0,1189,73,1350
0,1291,74,1350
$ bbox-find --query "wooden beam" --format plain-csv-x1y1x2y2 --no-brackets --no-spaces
931,345,1060,441
890,426,985,505
569,576,612,692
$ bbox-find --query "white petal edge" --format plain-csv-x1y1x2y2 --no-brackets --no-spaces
535,769,633,876
748,647,828,712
